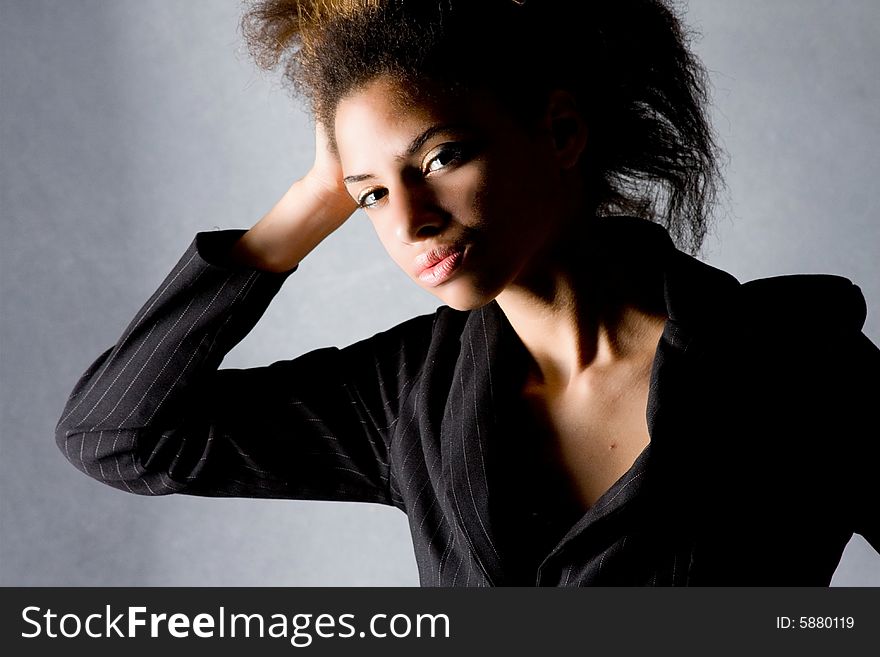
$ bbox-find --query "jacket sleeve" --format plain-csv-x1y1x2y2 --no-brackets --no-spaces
54,229,434,508
847,330,880,553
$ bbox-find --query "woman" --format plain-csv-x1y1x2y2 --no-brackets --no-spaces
54,0,879,585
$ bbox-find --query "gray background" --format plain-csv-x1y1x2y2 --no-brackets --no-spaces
1,0,878,586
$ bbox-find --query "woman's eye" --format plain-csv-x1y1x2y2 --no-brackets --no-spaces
357,188,387,209
423,145,464,174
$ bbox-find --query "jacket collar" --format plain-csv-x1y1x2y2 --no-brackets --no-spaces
436,216,742,585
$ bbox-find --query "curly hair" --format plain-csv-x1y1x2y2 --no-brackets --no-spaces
239,0,725,254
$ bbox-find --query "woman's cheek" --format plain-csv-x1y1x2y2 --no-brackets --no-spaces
441,165,489,222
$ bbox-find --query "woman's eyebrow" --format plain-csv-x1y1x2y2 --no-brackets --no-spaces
343,123,467,185
403,123,465,158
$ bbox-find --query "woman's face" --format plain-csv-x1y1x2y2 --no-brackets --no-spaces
334,75,582,311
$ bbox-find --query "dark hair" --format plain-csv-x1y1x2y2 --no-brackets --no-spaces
240,0,725,254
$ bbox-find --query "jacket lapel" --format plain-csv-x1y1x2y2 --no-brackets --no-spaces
435,300,533,586
435,216,744,585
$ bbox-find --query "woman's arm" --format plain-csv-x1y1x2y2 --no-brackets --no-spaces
54,223,435,506
53,122,433,507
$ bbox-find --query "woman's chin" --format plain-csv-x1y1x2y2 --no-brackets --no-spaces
428,281,500,312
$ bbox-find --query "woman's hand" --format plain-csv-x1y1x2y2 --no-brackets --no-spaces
301,120,358,214
229,120,359,273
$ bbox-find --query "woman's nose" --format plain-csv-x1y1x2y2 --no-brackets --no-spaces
390,183,447,243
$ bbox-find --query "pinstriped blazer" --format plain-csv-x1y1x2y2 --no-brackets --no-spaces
55,216,880,586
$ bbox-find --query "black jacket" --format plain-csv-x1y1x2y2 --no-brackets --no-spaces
55,216,879,586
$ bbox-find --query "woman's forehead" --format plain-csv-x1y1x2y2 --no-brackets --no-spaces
333,82,467,167
334,74,521,137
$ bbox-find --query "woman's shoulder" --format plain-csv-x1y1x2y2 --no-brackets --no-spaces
669,253,876,373
737,273,867,334
335,303,476,372
662,244,871,349
719,271,878,377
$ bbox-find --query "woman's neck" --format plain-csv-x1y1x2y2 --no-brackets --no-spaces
494,217,668,391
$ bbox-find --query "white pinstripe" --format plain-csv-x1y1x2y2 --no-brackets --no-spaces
78,434,86,475
407,448,438,499
95,431,105,480
451,551,463,586
236,462,277,476
396,391,423,470
686,544,695,585
137,453,157,495
111,432,134,493
170,421,193,468
597,544,611,573
420,496,441,535
332,465,389,482
456,364,501,562
593,470,645,515
438,530,455,585
467,333,490,487
413,451,442,534
157,472,178,492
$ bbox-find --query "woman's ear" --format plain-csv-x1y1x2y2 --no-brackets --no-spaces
542,88,588,170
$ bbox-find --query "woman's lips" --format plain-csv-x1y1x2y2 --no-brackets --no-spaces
415,246,466,286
